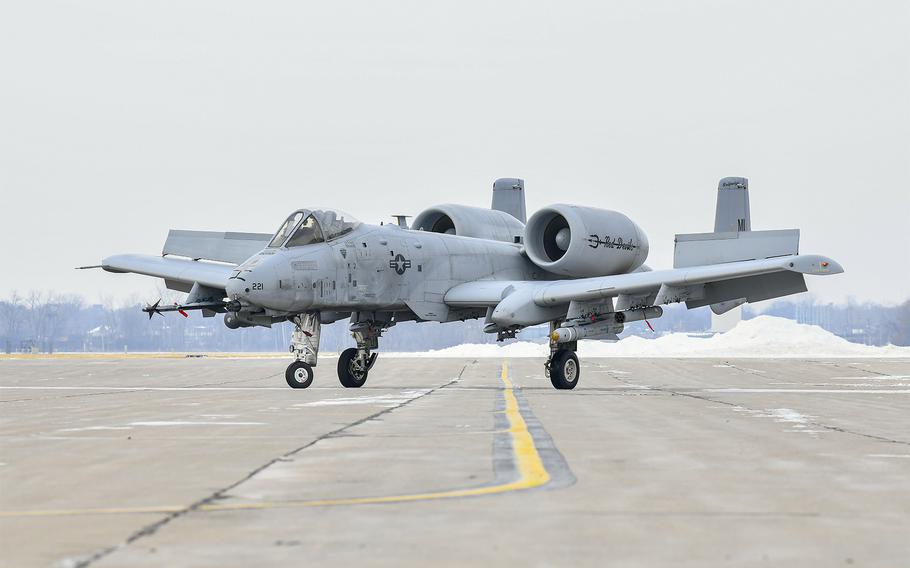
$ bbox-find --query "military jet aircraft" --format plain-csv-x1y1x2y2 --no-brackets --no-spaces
87,177,842,389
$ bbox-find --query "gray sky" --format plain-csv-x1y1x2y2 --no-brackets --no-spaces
2,1,908,305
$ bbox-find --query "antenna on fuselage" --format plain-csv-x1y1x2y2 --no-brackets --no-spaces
391,215,411,229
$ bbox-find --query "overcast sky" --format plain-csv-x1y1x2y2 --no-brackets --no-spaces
1,1,908,306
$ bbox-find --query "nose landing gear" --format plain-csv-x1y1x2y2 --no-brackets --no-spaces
286,360,314,388
285,313,320,389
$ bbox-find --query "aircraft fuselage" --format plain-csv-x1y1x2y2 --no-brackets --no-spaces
226,223,550,321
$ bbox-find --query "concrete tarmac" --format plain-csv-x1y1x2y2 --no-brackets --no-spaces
1,356,908,567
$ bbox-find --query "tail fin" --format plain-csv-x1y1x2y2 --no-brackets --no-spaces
491,178,527,224
714,176,751,233
675,176,799,269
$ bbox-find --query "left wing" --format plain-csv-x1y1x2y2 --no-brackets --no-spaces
444,254,843,327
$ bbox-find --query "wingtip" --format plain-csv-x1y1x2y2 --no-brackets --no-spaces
786,255,844,275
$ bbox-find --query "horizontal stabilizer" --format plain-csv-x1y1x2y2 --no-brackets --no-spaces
674,229,799,268
163,230,271,265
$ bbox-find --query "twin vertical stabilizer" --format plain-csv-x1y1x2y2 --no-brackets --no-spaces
714,176,751,233
491,178,527,224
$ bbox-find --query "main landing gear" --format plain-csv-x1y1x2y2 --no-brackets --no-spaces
545,321,580,390
285,312,389,389
337,319,384,388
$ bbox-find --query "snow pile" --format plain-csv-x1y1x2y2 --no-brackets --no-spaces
391,316,910,358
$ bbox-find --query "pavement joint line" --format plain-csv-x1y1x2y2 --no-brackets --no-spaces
20,360,574,568
830,361,894,377
1,360,567,521
53,364,473,567
603,370,910,447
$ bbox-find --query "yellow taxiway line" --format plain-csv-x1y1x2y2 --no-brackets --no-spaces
0,361,551,517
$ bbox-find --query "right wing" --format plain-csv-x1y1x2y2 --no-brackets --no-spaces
97,229,271,293
101,254,235,292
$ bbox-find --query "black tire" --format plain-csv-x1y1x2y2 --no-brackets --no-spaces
286,361,314,389
338,347,368,388
549,350,580,390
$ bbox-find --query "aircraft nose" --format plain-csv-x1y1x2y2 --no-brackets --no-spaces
225,276,248,301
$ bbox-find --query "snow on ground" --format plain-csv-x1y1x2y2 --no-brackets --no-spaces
389,316,910,358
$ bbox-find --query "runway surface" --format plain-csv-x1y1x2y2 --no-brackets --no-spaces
1,356,908,567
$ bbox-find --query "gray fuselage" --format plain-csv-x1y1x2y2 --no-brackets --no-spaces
225,223,550,322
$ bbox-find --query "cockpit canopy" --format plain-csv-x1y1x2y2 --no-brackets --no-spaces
268,209,361,248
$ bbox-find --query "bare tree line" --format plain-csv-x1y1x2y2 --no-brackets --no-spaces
0,289,511,354
1,291,84,353
1,290,907,353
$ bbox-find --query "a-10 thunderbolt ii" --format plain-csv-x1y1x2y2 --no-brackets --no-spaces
89,177,842,389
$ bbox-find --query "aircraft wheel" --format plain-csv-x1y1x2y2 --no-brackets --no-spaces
338,348,368,388
286,361,314,389
549,350,580,390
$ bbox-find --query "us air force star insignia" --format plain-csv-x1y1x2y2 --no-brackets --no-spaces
390,253,411,275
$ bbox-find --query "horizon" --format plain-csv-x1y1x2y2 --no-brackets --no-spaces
1,1,908,305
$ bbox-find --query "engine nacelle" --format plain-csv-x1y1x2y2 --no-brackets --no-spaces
412,204,524,243
524,204,649,277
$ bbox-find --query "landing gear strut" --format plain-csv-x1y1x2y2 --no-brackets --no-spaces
286,313,320,389
337,316,389,388
546,320,580,390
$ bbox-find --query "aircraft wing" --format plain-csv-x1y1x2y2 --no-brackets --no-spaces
100,254,235,292
444,254,843,326
93,230,269,294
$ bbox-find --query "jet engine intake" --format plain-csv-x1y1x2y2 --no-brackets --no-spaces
524,204,649,277
412,204,524,243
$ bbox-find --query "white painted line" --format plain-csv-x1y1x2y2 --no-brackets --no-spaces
823,376,910,380
58,426,133,432
704,388,910,394
129,421,266,426
1,386,309,391
295,390,431,408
